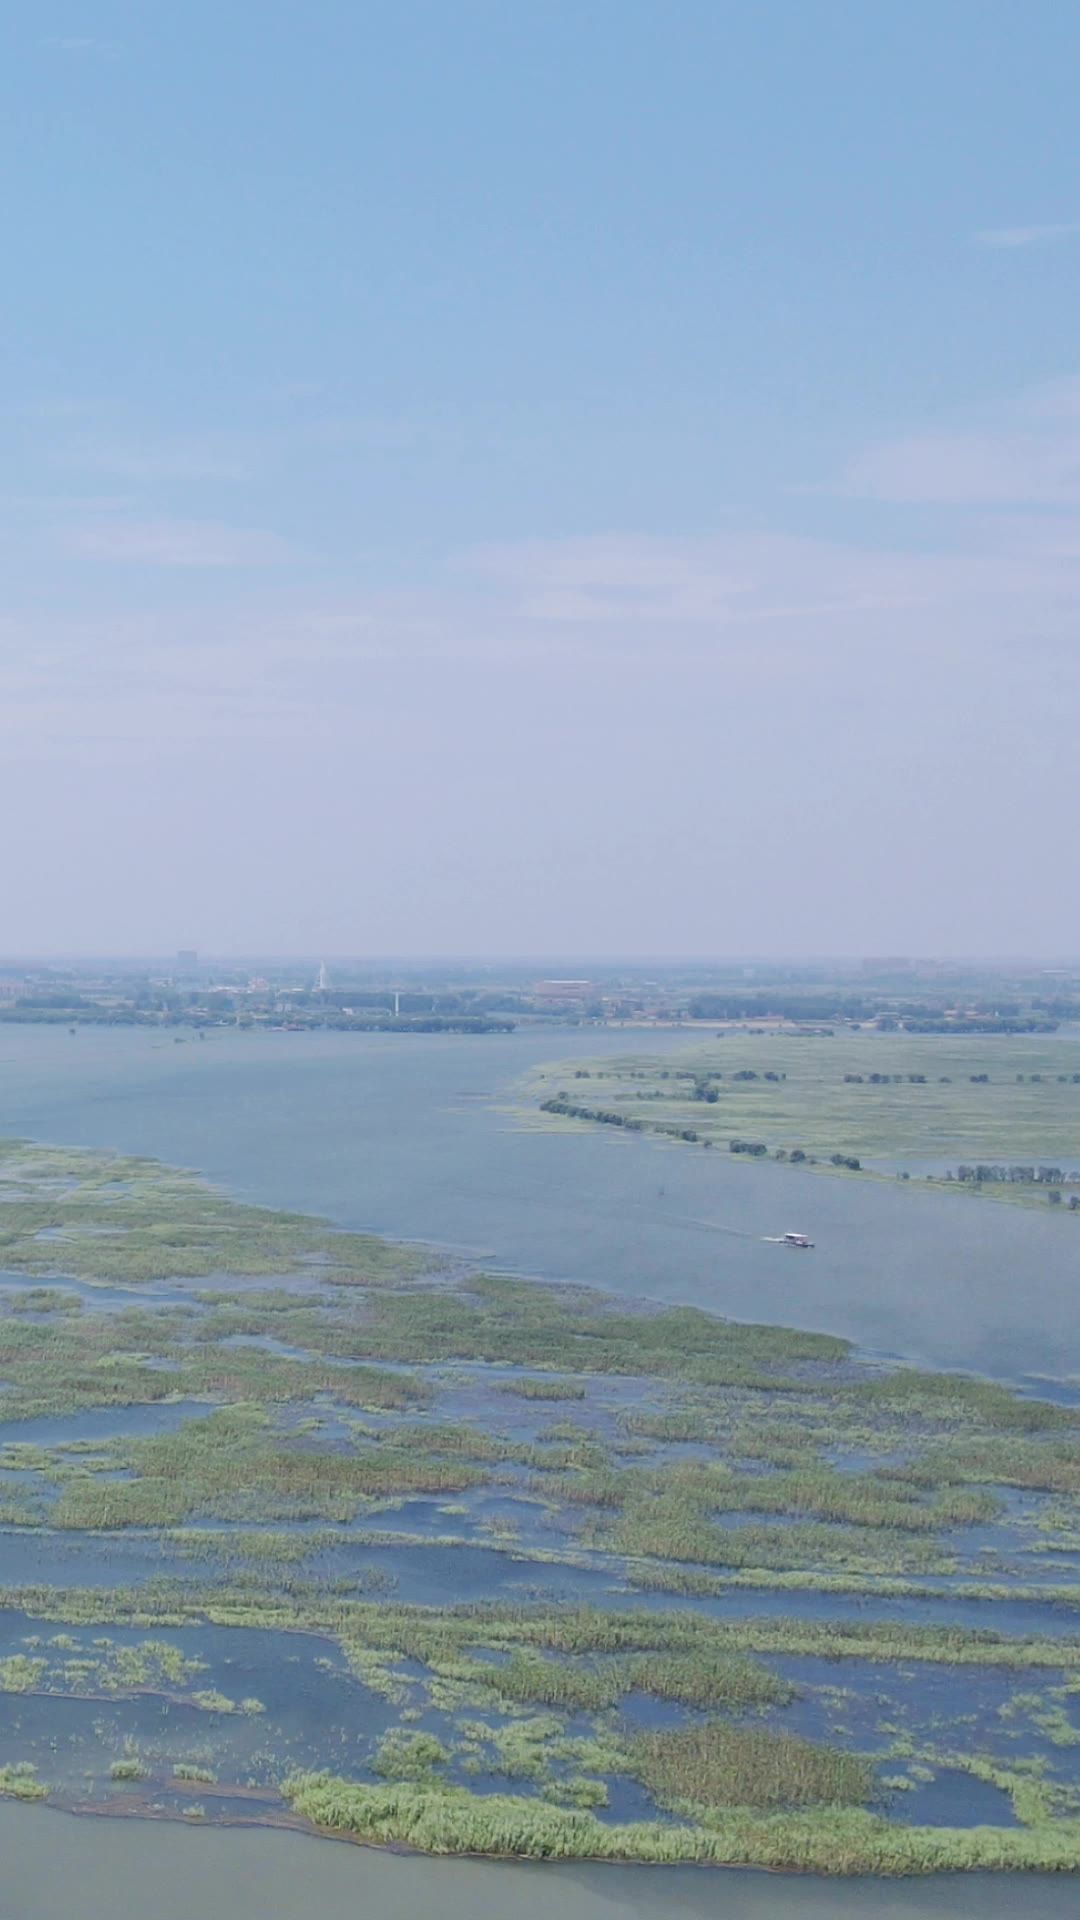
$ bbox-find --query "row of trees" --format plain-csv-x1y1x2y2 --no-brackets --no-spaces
0,1008,514,1035
877,1017,1057,1033
544,1102,855,1171
949,1164,1076,1186
687,991,1060,1030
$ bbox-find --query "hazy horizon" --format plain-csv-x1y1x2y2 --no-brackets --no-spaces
4,948,1080,971
4,3,1079,955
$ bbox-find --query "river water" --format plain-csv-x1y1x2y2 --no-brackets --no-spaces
1,1024,1079,1910
1,1804,1077,1920
0,1023,1076,1380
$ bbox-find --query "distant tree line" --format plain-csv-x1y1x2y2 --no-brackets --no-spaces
876,1016,1056,1034
949,1164,1075,1187
542,1097,853,1169
311,1013,514,1034
540,1095,705,1143
0,1007,194,1027
688,993,877,1022
686,1071,788,1101
685,991,1057,1032
11,994,95,1011
308,989,520,1016
0,1007,513,1035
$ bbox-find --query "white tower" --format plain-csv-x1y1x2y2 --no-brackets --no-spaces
317,961,329,992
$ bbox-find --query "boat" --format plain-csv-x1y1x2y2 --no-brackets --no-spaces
781,1231,813,1248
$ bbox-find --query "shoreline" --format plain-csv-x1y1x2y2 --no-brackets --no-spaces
14,1791,1079,1879
5,1800,1079,1920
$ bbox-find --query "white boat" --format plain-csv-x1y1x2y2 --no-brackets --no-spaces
781,1231,813,1248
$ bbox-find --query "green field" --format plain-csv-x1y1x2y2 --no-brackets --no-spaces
526,1031,1080,1195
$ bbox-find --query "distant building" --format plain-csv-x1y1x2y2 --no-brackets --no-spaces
317,961,330,992
531,979,595,1011
176,950,198,971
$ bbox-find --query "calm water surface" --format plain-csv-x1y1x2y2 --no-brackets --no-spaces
0,1024,1076,1380
1,1806,1077,1920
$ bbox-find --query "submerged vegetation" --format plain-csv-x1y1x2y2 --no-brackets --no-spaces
1,1138,1080,1870
0,1139,430,1288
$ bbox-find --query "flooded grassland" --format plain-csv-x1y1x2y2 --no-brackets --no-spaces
524,1030,1080,1206
0,1140,1078,1873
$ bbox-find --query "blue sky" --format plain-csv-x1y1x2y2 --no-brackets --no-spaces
4,3,1080,955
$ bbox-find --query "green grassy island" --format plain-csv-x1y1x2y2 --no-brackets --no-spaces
0,1139,1078,1872
526,1031,1080,1208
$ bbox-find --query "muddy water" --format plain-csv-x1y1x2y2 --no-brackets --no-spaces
1,1805,1077,1920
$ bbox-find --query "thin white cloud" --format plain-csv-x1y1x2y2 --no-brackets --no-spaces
843,375,1080,507
58,430,264,484
0,375,1075,764
69,518,298,567
55,415,430,483
40,36,121,55
0,492,136,515
2,494,1079,769
464,531,979,628
974,222,1080,250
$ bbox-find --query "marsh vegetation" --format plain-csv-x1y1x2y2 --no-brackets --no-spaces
0,1140,1079,1869
527,1032,1080,1202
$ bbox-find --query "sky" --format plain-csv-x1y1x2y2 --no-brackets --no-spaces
3,1,1079,958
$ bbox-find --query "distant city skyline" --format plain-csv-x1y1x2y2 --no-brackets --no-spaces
3,3,1079,954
